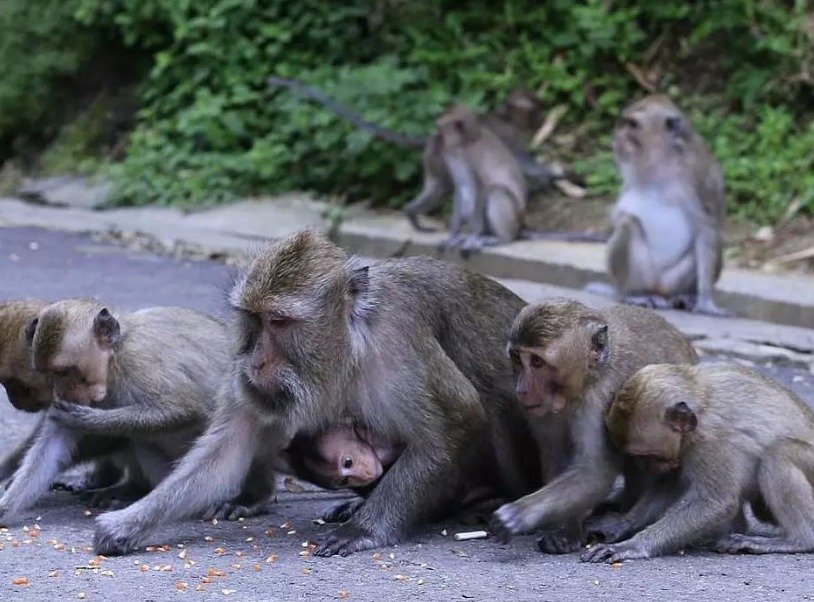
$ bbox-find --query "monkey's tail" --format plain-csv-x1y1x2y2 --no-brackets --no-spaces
267,76,427,149
520,228,609,243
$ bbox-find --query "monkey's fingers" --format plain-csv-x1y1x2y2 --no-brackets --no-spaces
489,506,523,543
580,543,620,563
313,523,379,557
321,499,364,523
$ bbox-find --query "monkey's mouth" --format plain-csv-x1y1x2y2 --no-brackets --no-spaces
520,402,548,417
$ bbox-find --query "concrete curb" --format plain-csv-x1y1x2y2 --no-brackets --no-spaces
1,194,813,331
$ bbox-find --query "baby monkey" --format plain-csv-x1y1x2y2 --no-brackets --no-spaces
284,424,402,491
583,362,814,563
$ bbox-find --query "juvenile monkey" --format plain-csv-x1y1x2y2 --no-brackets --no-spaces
589,94,730,316
582,362,814,563
0,300,241,522
491,299,698,553
93,229,541,557
266,77,604,243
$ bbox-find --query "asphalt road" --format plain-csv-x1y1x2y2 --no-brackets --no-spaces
0,226,813,602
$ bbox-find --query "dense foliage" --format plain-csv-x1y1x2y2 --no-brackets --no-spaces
2,0,814,221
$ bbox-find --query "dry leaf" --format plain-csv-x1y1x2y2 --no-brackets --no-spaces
283,477,305,493
78,593,87,599
12,577,29,586
301,568,312,575
176,582,188,591
214,547,226,555
265,554,278,563
339,592,349,599
394,575,408,582
204,536,214,542
49,571,59,578
253,564,261,572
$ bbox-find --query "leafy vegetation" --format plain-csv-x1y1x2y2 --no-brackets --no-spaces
2,0,814,222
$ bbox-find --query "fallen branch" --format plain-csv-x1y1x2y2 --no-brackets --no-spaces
531,105,569,148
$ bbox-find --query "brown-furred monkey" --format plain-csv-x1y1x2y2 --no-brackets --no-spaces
583,362,814,563
490,298,698,553
587,94,731,316
93,229,541,557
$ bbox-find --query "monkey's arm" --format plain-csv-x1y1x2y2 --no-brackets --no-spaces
691,216,731,316
93,386,277,555
49,399,202,436
586,479,679,544
492,411,618,539
0,419,80,522
0,416,43,482
314,350,486,557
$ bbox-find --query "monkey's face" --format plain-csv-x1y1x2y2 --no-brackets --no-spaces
305,434,383,490
613,95,687,176
30,305,120,406
503,89,543,131
436,105,480,149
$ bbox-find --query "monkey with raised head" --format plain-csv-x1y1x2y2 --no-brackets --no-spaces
490,299,698,553
0,299,252,522
582,362,814,562
266,77,604,243
93,229,541,557
0,299,125,495
587,94,731,316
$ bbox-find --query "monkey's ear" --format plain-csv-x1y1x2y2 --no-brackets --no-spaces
588,323,610,365
93,308,121,348
347,265,372,319
25,317,38,345
665,401,697,434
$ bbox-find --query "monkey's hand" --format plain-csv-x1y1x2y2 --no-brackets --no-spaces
321,498,364,523
584,512,633,544
49,399,96,429
536,523,584,554
580,541,650,563
490,501,533,543
313,522,382,557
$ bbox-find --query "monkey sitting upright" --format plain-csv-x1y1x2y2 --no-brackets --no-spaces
0,299,251,522
582,362,814,563
587,94,731,316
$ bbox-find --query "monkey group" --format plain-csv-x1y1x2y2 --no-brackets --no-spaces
0,226,811,567
267,80,733,316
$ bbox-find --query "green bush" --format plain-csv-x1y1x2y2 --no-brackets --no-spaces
5,0,814,222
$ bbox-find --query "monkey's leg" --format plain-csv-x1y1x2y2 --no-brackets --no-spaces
93,400,273,556
581,491,740,563
714,445,814,554
0,416,43,483
691,227,733,317
607,214,671,308
314,353,485,557
202,454,277,521
0,419,81,522
403,171,449,234
585,484,677,545
439,154,477,251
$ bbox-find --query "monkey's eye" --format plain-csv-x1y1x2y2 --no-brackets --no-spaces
665,116,682,133
342,457,353,470
623,117,639,129
264,313,291,328
52,368,70,378
530,355,545,369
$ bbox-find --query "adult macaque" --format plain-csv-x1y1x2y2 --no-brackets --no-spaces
582,362,814,563
266,77,605,243
588,94,731,316
93,229,541,557
0,300,243,522
491,299,698,553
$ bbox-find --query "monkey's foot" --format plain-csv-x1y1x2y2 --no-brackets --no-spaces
691,298,735,317
583,282,617,299
80,483,146,510
584,512,633,544
313,523,386,557
536,527,584,554
437,235,467,253
580,541,650,563
621,294,673,310
321,498,364,523
712,533,812,555
201,498,272,521
93,511,144,556
489,502,529,543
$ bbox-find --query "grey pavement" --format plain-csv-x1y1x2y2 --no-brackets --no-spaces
0,226,813,601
